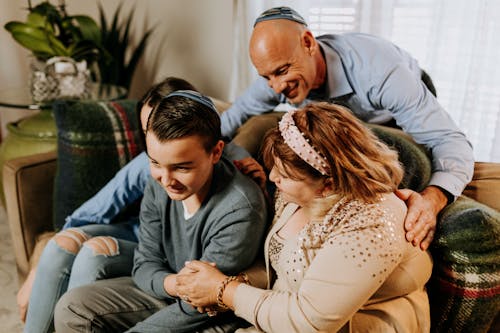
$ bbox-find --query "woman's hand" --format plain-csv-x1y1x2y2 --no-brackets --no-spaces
176,261,227,308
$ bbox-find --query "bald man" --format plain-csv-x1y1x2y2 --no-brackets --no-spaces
220,7,474,252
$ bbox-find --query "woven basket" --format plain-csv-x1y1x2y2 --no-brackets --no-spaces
30,56,91,103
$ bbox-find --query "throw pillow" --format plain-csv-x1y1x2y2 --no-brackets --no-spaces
428,196,500,332
52,99,143,229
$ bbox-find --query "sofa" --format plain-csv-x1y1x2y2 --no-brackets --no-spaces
3,98,500,332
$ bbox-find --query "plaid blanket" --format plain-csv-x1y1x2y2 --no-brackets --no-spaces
429,196,500,332
370,125,499,332
53,99,142,229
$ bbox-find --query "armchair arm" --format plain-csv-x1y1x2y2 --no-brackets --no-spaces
463,162,500,212
3,151,57,282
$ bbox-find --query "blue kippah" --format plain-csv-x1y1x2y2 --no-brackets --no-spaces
164,90,217,114
254,6,307,27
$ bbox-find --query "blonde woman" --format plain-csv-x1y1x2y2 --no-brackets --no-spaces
176,102,433,333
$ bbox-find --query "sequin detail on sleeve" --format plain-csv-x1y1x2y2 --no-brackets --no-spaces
291,197,403,282
269,235,284,269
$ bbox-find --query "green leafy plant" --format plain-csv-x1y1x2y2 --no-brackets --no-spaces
4,1,102,64
97,3,154,89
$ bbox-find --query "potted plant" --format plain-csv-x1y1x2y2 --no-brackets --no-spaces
4,1,103,101
4,1,102,64
5,1,154,96
97,3,154,90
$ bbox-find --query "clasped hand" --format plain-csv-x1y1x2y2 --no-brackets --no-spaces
176,261,227,312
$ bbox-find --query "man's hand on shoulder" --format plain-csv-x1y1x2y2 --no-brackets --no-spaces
233,157,267,191
395,186,448,251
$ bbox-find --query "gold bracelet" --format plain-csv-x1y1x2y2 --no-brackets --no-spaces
216,275,238,310
216,273,252,310
239,272,251,286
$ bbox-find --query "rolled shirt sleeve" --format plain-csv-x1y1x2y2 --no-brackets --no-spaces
319,34,474,198
220,77,284,139
372,63,474,197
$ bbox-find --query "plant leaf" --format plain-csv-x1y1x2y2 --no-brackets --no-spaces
70,40,100,60
109,3,123,36
96,2,154,88
26,12,50,31
123,28,153,88
5,22,55,54
46,33,70,56
97,2,108,43
72,15,101,44
31,2,63,30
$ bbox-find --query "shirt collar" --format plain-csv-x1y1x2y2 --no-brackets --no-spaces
313,40,353,100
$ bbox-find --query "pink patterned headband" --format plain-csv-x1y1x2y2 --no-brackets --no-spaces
279,111,330,176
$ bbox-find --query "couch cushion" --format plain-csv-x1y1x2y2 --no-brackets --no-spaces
463,162,500,212
52,100,142,229
368,124,432,192
428,195,500,332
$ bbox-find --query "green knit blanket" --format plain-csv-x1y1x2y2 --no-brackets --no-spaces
429,196,500,332
368,124,499,332
53,99,142,229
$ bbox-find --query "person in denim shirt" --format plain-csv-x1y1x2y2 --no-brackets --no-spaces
19,78,262,333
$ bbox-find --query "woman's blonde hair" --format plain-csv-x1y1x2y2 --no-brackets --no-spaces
261,102,403,205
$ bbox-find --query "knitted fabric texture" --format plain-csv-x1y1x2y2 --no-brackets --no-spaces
53,99,143,229
366,124,432,192
368,124,499,332
428,196,500,333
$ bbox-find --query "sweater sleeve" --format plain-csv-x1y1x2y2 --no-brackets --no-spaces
233,203,408,332
132,179,175,299
200,201,268,276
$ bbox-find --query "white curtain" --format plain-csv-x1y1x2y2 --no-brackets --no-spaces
230,0,500,163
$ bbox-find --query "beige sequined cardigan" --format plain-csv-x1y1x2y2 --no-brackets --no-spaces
234,192,433,333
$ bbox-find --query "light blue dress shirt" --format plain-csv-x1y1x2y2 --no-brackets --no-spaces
220,32,474,198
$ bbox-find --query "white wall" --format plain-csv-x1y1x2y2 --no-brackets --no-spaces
0,0,235,138
0,0,34,137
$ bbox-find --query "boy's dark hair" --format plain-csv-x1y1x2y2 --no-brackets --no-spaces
136,77,197,145
147,93,221,152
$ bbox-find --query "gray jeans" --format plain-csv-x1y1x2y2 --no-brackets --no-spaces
54,276,247,333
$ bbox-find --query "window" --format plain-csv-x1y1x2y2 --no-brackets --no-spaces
305,0,500,162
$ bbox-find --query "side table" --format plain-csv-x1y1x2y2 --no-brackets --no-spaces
0,83,127,202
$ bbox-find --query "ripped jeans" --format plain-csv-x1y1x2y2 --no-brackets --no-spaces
23,223,138,333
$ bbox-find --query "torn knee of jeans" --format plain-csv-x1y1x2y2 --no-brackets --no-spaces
83,236,120,256
54,228,90,254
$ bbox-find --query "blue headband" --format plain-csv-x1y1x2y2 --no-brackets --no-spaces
254,6,307,27
163,90,218,114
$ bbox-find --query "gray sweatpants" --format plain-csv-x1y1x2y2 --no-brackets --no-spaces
54,276,247,333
